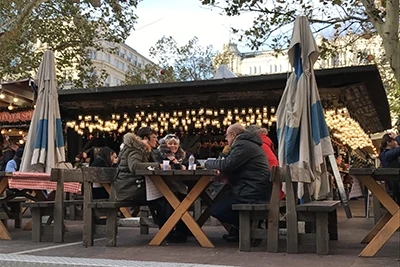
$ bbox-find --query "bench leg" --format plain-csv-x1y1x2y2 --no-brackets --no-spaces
32,208,42,242
239,210,251,252
140,209,149,235
316,212,329,255
106,209,118,247
14,203,22,229
328,210,338,241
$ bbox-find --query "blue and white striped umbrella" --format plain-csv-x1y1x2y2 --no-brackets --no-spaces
276,16,334,199
20,51,65,173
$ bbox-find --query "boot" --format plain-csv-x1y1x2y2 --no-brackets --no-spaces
222,225,239,242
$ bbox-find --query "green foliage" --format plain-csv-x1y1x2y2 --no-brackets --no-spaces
125,36,217,84
0,0,139,88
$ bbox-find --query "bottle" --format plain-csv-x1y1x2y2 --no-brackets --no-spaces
188,154,195,170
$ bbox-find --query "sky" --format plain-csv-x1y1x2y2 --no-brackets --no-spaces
125,0,256,59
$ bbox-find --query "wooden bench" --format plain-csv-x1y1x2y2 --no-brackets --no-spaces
22,200,83,242
297,200,340,255
232,202,286,251
82,167,150,247
0,196,27,229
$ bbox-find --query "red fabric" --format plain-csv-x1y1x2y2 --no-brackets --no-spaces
7,172,81,193
259,135,285,200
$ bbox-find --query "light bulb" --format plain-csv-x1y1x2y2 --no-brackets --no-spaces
8,104,13,110
13,97,18,103
0,92,4,99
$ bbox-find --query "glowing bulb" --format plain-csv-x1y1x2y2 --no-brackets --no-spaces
0,92,4,99
13,97,18,103
19,140,24,145
8,104,13,110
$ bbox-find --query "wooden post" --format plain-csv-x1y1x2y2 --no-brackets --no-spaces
316,212,329,255
31,208,41,242
285,166,298,254
106,209,117,247
53,169,64,243
83,181,93,247
239,210,251,252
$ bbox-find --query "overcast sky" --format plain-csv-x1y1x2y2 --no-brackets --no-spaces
125,0,256,59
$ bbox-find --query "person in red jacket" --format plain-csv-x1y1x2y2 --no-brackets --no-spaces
246,125,284,200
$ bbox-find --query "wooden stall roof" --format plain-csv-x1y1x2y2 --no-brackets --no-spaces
0,78,35,107
58,65,391,134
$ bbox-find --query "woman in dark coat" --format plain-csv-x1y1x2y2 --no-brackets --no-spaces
379,132,400,204
90,146,117,199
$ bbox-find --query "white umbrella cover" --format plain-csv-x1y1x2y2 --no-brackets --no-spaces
20,51,65,173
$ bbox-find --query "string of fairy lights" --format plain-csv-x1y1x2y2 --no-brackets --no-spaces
66,106,277,136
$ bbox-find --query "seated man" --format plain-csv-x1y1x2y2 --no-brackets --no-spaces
205,123,271,242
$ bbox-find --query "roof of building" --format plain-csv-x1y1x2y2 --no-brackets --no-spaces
58,64,391,134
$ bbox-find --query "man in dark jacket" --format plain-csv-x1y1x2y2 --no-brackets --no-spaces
205,123,270,242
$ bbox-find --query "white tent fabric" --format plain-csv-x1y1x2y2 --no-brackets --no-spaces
20,51,65,173
214,64,237,79
276,16,334,199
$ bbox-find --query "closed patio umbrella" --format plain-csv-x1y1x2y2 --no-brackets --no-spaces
276,16,333,200
20,51,65,173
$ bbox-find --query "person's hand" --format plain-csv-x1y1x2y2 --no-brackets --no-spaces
222,145,230,155
160,164,171,170
181,165,187,170
113,157,119,164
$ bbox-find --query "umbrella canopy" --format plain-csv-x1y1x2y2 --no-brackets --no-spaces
276,16,334,199
20,51,65,173
214,64,237,79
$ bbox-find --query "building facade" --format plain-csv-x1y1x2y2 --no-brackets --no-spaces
219,34,382,76
62,41,153,89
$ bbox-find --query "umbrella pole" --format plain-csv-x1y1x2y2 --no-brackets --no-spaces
328,154,352,218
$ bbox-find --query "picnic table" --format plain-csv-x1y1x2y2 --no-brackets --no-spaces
349,168,400,257
135,169,221,248
0,171,81,240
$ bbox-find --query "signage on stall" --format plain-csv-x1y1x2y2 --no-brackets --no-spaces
0,110,33,122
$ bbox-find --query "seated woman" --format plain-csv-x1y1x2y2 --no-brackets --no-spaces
154,134,186,170
90,146,117,199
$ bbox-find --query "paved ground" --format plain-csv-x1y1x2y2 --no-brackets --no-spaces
0,199,398,267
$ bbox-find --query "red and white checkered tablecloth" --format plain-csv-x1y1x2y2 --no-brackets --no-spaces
7,172,81,193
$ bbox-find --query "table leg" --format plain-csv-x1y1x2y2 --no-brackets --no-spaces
149,175,214,248
0,179,12,240
360,175,398,215
361,212,391,244
359,209,400,257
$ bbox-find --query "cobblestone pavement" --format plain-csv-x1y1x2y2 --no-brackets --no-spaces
0,254,238,267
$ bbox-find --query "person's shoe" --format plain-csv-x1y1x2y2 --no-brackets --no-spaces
222,226,239,242
167,230,187,243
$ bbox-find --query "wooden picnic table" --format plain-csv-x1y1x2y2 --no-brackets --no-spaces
349,168,400,257
135,169,220,248
0,171,80,240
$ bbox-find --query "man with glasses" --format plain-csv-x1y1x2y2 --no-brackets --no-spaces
205,123,270,242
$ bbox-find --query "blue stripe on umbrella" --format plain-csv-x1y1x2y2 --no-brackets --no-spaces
34,119,48,149
311,100,330,145
55,118,65,147
294,44,303,79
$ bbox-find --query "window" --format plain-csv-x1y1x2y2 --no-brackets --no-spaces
118,61,125,71
133,55,138,65
88,51,97,60
253,66,257,74
105,76,110,87
127,52,132,61
120,48,126,59
114,77,121,86
105,54,111,64
114,58,119,68
274,65,278,72
115,46,119,56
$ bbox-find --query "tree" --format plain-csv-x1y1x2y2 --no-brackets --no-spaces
124,63,176,85
0,0,139,88
201,0,400,85
125,36,217,84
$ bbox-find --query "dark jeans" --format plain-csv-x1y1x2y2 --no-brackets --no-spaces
210,196,241,228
